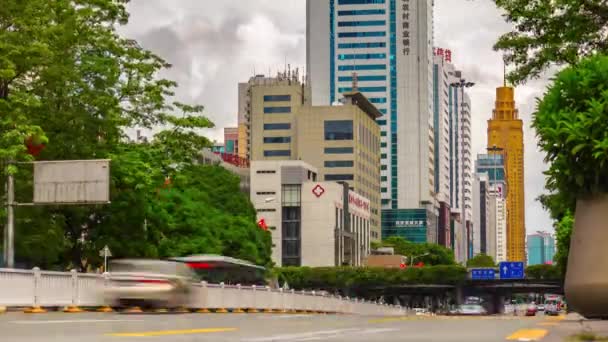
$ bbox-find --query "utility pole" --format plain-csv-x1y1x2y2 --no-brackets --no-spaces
6,171,14,268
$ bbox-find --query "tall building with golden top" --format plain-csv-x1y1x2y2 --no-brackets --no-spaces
487,86,525,262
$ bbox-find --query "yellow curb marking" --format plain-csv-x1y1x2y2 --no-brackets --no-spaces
506,329,548,341
108,327,237,337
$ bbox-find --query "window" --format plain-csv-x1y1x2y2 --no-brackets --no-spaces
325,174,354,181
370,97,387,104
381,188,387,193
282,185,301,207
338,0,385,4
338,20,386,27
324,147,354,154
325,160,354,168
263,137,291,144
256,170,276,174
264,150,291,157
338,86,387,93
381,153,387,159
338,64,386,71
381,165,387,170
338,53,386,61
256,191,276,195
257,208,276,212
338,43,386,50
377,120,386,126
264,123,291,130
381,142,387,148
381,176,387,182
338,31,386,38
338,9,386,16
325,120,353,140
263,95,291,102
264,107,291,114
381,131,387,137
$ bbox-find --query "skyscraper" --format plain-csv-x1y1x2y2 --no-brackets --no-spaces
307,0,436,242
472,172,490,256
476,153,507,262
527,231,555,266
488,86,525,262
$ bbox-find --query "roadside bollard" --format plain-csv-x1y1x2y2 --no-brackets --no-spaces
263,286,273,313
24,267,46,313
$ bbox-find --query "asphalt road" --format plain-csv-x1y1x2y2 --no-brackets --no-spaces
0,311,567,342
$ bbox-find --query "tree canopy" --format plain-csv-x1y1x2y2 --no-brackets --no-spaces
1,0,271,270
494,0,608,84
466,254,496,268
379,236,456,266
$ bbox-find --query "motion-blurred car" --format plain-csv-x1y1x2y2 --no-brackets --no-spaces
544,302,560,316
525,303,538,316
453,304,487,316
537,304,545,311
105,259,196,309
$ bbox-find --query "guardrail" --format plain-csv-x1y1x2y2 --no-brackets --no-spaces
0,268,404,316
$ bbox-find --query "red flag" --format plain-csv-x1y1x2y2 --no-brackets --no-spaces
257,218,268,231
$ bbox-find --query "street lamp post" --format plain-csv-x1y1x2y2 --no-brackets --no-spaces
450,79,475,260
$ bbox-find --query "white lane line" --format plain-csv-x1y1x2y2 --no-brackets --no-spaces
241,328,359,342
359,328,400,334
11,319,145,324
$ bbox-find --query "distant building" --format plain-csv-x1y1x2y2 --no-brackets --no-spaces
494,194,507,263
250,160,371,267
223,127,238,155
527,231,556,266
473,173,490,256
242,73,381,240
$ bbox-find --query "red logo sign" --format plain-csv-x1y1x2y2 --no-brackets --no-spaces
434,47,452,63
312,184,325,198
348,192,370,212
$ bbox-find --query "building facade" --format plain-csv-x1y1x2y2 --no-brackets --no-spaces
243,77,382,239
494,193,507,263
307,0,436,238
250,160,371,267
488,86,525,262
476,153,507,262
223,127,238,155
472,172,490,256
527,231,555,266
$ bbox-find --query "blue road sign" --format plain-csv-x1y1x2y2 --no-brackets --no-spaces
499,261,525,279
471,269,496,280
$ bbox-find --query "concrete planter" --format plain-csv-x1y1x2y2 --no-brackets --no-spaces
565,194,608,318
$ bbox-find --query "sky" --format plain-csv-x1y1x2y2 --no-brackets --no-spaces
120,0,554,235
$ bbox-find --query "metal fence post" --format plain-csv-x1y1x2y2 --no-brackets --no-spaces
196,281,210,313
25,267,45,313
98,272,113,312
248,285,258,313
64,269,82,312
216,282,228,313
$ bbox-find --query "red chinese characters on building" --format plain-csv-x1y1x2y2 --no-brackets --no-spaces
348,192,370,212
434,47,452,63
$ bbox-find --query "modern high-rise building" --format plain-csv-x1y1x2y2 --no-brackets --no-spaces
476,153,507,262
306,0,436,242
527,231,555,266
488,86,525,262
473,172,490,256
241,73,382,239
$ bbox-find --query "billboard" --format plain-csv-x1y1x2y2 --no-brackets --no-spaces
33,160,110,204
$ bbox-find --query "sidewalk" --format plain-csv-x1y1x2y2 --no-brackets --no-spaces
544,313,608,341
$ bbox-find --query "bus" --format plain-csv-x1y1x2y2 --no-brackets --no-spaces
169,255,267,286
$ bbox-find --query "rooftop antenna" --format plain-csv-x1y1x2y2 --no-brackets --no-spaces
352,72,359,93
503,55,507,87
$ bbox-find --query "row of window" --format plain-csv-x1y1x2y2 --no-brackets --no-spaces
264,107,291,114
325,147,354,154
338,86,386,92
263,95,291,102
338,75,386,82
263,137,291,144
325,174,354,181
264,123,291,130
325,160,354,168
338,0,384,4
338,64,386,71
338,31,386,38
337,9,385,16
338,42,386,49
337,20,386,27
264,150,290,157
325,120,353,140
338,53,387,60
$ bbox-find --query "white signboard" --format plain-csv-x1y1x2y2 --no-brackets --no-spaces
34,160,110,204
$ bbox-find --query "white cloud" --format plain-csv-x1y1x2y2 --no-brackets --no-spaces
121,0,555,234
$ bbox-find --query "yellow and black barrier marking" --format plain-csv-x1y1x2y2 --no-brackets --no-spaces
97,306,113,312
24,306,46,313
247,308,259,313
196,308,211,313
215,308,228,313
63,305,83,313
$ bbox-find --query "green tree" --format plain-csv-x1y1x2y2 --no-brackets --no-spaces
466,254,496,268
380,236,456,266
494,0,608,84
526,264,563,280
554,211,574,275
2,0,270,270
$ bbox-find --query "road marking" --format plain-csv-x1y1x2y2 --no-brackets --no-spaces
242,329,360,342
11,319,144,325
108,327,237,337
506,329,548,341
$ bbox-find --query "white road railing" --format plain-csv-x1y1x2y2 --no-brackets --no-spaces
0,268,404,316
